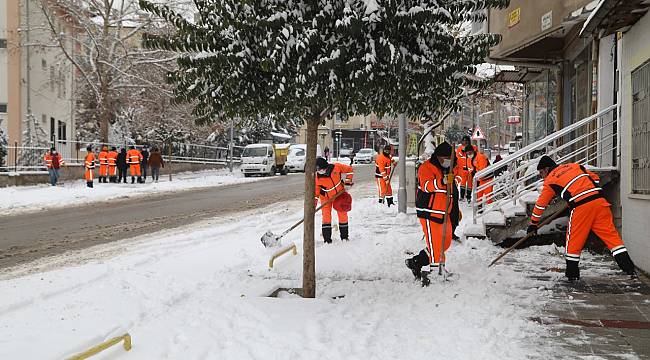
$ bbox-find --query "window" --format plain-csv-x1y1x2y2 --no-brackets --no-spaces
0,104,7,113
631,60,650,195
0,39,6,48
57,120,67,141
42,58,47,70
50,117,56,142
49,66,55,92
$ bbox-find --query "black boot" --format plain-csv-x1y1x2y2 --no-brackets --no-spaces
137,176,143,183
613,250,636,276
405,250,429,280
322,224,332,244
565,260,580,281
87,181,93,188
131,176,135,184
340,222,349,241
386,197,394,207
378,198,384,204
421,269,431,287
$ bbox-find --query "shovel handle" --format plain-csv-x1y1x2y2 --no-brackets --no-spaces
488,204,568,267
277,190,346,239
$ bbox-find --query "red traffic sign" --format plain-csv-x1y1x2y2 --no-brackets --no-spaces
506,116,521,124
471,126,486,140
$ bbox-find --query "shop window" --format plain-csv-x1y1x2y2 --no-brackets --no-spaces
631,60,650,195
0,104,7,113
0,39,6,48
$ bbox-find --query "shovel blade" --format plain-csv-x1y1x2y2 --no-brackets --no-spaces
261,231,281,248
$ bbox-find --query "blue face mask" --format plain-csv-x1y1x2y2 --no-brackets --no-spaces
317,168,327,175
441,159,451,168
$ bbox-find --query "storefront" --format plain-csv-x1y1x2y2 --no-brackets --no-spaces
523,69,558,144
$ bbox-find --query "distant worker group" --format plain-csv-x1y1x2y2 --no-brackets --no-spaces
46,144,164,188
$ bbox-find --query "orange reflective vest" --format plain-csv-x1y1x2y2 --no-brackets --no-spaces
473,152,491,180
416,159,452,223
375,153,395,179
531,163,603,225
98,151,109,166
127,149,143,165
85,152,96,169
315,163,353,201
107,151,118,166
44,153,64,169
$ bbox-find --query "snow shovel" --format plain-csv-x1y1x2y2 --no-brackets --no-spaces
488,204,569,267
438,143,456,279
261,190,346,247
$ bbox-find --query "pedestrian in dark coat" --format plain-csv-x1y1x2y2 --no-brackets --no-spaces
117,148,128,183
141,146,150,182
148,147,165,183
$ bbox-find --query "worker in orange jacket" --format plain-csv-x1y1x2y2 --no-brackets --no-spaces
44,147,65,186
455,135,478,202
107,146,118,183
406,141,455,286
126,145,144,184
84,145,96,188
98,145,109,183
315,157,353,243
471,147,493,205
529,156,636,280
375,145,397,207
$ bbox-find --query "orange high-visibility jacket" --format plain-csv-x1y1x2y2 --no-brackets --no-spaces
315,163,354,201
455,144,478,172
44,153,64,169
473,152,491,180
416,159,453,223
85,152,96,169
107,150,118,166
530,163,602,225
127,149,143,165
375,153,395,179
98,150,109,166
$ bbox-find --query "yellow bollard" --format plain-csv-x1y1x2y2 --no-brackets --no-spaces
67,333,132,360
268,243,298,268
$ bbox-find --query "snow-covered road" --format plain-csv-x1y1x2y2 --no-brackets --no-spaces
0,184,558,359
0,168,263,216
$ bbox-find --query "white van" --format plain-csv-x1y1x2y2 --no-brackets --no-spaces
508,141,519,154
286,144,322,172
240,143,287,177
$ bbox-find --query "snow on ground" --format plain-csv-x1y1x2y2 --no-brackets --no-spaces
0,168,267,216
0,184,557,359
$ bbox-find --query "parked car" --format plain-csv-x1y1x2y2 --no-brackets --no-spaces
353,148,377,164
285,144,322,172
508,141,520,154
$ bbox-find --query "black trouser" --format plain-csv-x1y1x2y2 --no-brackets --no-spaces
142,164,148,181
151,166,160,181
118,168,127,183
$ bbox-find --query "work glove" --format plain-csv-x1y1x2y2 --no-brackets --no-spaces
527,225,538,236
314,198,319,207
319,185,326,196
442,173,454,185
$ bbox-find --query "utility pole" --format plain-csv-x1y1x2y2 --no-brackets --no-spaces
229,117,234,172
398,113,407,213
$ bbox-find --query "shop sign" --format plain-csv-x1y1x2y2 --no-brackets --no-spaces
508,8,521,28
541,11,552,31
507,116,521,124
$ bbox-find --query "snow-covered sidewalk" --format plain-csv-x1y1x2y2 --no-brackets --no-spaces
0,185,556,359
0,168,266,216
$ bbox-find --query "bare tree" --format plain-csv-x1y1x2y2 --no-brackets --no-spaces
34,0,193,142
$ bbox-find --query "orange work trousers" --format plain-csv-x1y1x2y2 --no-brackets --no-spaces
477,179,494,205
420,218,452,266
99,164,108,177
129,164,141,177
84,168,94,181
565,198,624,262
321,203,348,225
108,165,117,177
376,177,393,199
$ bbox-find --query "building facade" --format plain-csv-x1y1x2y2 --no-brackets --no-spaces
1,0,75,161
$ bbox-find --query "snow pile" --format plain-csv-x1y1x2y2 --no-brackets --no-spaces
0,168,266,215
0,187,556,359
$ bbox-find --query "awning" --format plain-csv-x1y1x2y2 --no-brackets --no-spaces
580,0,650,37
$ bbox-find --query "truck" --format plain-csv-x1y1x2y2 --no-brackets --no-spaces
240,143,289,177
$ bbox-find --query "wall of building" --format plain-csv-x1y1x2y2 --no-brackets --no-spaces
0,0,7,133
620,12,650,274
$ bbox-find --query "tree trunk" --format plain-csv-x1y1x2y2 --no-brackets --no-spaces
302,114,320,298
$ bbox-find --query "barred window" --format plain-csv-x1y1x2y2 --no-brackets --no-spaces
631,60,650,195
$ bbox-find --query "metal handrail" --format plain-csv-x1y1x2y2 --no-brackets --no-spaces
471,104,618,223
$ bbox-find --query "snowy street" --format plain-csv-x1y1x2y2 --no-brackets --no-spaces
0,182,557,359
0,165,375,269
